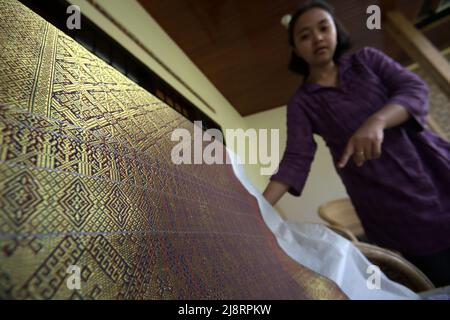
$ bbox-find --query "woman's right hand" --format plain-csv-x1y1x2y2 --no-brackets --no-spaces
263,180,289,206
338,115,386,168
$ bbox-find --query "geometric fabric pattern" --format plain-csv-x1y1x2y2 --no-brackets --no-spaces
0,0,347,299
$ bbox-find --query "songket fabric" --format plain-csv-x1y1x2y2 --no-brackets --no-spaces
0,0,347,299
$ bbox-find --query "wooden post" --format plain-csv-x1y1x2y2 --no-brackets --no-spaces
384,10,450,99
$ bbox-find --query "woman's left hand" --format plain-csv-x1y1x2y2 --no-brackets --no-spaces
338,116,386,168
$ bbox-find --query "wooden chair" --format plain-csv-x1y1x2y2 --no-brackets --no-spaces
325,224,358,242
318,198,365,239
355,242,435,293
325,225,435,293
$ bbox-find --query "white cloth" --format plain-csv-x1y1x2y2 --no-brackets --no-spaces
227,148,419,300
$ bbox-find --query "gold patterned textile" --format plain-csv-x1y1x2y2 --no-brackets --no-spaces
0,0,347,299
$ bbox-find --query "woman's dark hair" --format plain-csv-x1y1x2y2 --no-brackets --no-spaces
288,0,351,77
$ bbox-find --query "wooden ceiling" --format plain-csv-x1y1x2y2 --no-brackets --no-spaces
139,0,450,116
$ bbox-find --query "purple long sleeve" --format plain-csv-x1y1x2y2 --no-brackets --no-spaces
357,47,429,132
270,96,317,196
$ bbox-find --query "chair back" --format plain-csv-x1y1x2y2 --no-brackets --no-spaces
355,242,435,293
318,198,365,237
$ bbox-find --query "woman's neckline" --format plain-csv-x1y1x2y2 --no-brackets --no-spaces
305,63,340,88
302,55,350,91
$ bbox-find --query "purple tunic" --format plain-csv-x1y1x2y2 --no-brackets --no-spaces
271,47,450,255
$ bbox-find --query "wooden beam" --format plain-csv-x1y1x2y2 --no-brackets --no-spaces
380,0,425,21
379,0,425,62
384,10,450,99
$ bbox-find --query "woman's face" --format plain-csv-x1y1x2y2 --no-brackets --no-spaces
292,8,338,66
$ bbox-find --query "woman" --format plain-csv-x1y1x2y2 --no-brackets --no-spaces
263,0,450,287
